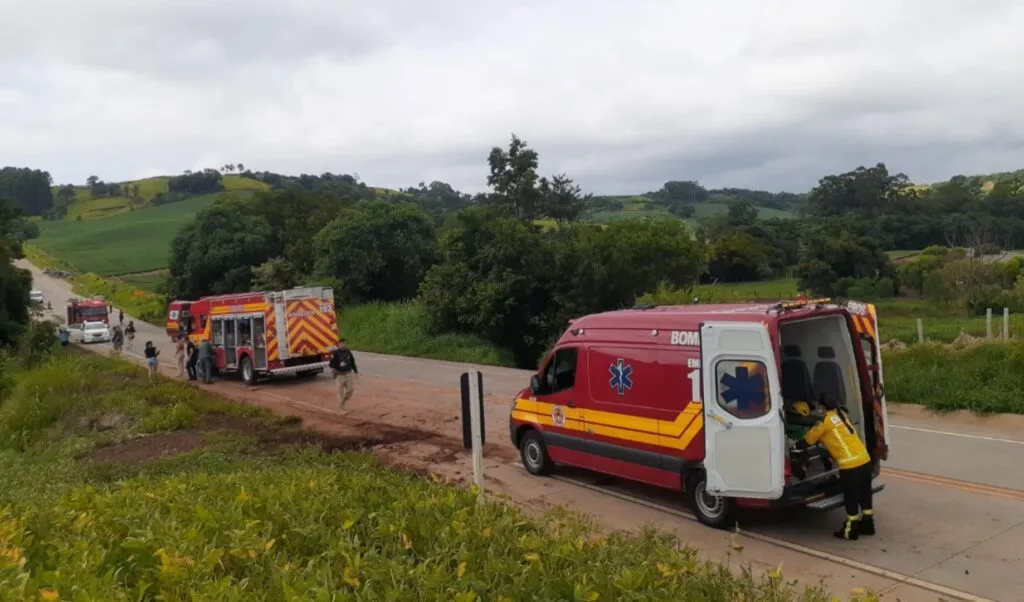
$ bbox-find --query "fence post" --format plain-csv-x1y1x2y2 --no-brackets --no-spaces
916,318,924,343
986,308,993,339
1004,307,1010,340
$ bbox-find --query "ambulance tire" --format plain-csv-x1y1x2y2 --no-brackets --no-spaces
685,472,736,529
240,356,257,386
520,430,554,476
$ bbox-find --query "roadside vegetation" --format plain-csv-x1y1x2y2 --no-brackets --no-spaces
0,342,854,601
7,141,1024,414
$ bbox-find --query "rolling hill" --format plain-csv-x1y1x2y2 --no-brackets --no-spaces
58,174,268,220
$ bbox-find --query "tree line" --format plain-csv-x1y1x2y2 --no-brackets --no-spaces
164,135,1024,367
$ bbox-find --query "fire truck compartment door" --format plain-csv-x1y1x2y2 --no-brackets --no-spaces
700,321,785,500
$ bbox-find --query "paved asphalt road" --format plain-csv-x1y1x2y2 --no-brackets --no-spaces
20,259,1024,601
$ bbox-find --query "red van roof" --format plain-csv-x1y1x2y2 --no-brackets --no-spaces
569,300,840,333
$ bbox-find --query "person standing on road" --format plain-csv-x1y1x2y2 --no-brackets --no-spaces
794,394,875,540
143,341,160,383
329,339,359,414
198,338,214,384
111,325,124,355
125,321,136,350
118,309,124,327
185,337,199,381
173,334,187,378
58,327,69,347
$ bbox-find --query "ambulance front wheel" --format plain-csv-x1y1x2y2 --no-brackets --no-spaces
520,430,553,476
686,472,736,529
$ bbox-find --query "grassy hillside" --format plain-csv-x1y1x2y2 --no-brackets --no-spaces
34,194,224,275
62,175,267,220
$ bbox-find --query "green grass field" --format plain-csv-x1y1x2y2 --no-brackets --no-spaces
33,194,224,275
63,175,267,220
116,270,168,293
337,302,515,367
0,350,845,601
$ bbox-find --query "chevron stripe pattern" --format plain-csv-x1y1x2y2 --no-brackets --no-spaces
284,299,339,357
850,304,888,458
266,309,279,362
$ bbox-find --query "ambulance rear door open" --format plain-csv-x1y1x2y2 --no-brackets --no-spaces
700,321,785,499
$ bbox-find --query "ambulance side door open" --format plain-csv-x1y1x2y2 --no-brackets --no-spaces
700,321,785,499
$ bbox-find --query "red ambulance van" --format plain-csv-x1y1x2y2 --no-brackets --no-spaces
509,298,890,528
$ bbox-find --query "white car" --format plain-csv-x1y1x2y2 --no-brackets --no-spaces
29,290,44,304
81,321,111,344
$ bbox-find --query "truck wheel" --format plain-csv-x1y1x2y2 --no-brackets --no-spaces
520,430,553,476
240,356,257,386
685,472,736,529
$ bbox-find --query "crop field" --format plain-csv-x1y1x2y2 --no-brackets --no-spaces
64,175,267,220
0,350,842,601
33,194,224,275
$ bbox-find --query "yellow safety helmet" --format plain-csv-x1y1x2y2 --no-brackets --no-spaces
791,401,811,416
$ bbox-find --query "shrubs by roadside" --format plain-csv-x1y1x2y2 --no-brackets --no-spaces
883,341,1024,414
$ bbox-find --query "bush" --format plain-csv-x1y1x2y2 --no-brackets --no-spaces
883,341,1024,413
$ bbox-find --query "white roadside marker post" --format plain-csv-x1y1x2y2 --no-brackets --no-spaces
460,370,486,502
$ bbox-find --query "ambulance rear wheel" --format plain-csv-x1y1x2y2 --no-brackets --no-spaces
686,472,736,529
520,430,553,476
240,357,257,386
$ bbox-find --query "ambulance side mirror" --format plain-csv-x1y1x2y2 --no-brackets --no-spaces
530,375,544,395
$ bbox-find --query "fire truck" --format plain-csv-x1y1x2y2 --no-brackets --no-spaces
510,298,890,528
165,286,340,384
66,297,109,326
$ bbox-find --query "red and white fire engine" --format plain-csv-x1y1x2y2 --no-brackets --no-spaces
165,286,340,384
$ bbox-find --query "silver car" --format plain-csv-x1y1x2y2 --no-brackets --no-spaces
81,321,111,344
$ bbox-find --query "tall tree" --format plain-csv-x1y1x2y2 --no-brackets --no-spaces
486,134,542,221
0,197,32,345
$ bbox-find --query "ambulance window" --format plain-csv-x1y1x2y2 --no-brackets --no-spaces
714,360,770,419
544,347,578,393
860,336,876,367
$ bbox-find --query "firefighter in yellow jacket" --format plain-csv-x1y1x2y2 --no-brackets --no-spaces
795,394,875,540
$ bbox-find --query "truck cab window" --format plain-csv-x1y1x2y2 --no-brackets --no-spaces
543,347,578,393
714,360,770,419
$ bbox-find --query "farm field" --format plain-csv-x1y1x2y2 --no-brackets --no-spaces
63,175,267,220
0,350,834,601
33,194,224,275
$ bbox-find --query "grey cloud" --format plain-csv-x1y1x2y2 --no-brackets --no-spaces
1,0,1023,193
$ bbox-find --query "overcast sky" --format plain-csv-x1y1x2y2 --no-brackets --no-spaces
2,0,1023,194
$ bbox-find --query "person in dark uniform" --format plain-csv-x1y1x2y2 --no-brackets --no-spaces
329,339,359,414
185,337,199,381
794,394,875,540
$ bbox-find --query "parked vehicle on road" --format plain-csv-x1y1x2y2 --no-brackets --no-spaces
509,297,891,528
81,321,111,344
66,297,109,326
165,286,340,385
29,290,44,305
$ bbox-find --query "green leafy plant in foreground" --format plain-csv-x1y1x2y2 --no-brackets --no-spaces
1,452,846,601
